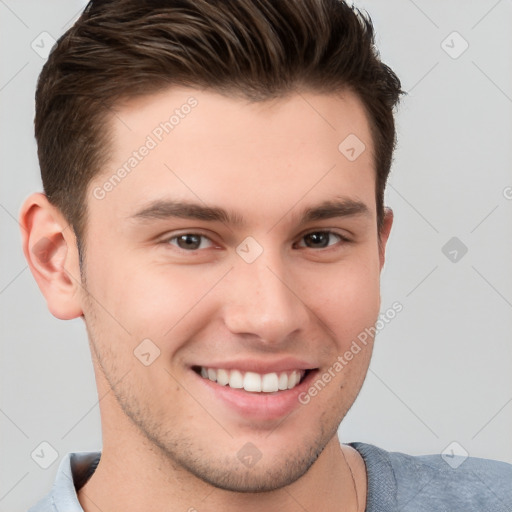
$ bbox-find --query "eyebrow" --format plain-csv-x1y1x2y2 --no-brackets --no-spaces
129,197,372,227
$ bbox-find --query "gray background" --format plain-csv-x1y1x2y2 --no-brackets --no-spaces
1,0,511,510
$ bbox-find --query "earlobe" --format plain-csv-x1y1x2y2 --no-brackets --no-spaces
19,193,84,320
378,207,393,270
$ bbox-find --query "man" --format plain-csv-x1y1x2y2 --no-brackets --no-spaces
20,0,511,511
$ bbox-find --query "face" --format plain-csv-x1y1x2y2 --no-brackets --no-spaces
80,88,391,491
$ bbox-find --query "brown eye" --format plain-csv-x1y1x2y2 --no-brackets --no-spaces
168,233,213,250
297,231,346,249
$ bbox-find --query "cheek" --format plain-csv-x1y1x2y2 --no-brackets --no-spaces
299,255,381,331
96,259,224,343
83,233,381,351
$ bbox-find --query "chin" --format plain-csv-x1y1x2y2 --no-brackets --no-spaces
181,446,323,493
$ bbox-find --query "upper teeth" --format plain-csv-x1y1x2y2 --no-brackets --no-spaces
199,367,305,393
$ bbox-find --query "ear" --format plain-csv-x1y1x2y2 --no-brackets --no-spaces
19,193,84,320
378,207,393,270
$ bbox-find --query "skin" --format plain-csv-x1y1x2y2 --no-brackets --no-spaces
21,88,393,512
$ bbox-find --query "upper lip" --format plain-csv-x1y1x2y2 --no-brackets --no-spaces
192,357,317,374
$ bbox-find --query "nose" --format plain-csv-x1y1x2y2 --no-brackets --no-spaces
222,250,309,345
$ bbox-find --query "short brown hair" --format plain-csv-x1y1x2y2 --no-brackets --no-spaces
35,0,402,252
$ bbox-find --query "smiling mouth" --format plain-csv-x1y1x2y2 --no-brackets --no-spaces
192,366,312,393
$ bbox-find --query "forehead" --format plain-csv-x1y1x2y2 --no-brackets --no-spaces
88,87,376,228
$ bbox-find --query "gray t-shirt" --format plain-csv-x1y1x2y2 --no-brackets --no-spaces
28,442,512,511
350,442,512,511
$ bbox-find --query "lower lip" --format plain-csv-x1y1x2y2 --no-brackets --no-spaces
193,369,318,421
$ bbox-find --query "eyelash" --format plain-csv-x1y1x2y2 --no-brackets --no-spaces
162,230,351,252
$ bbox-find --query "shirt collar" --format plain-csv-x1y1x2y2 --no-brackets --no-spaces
50,451,101,512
